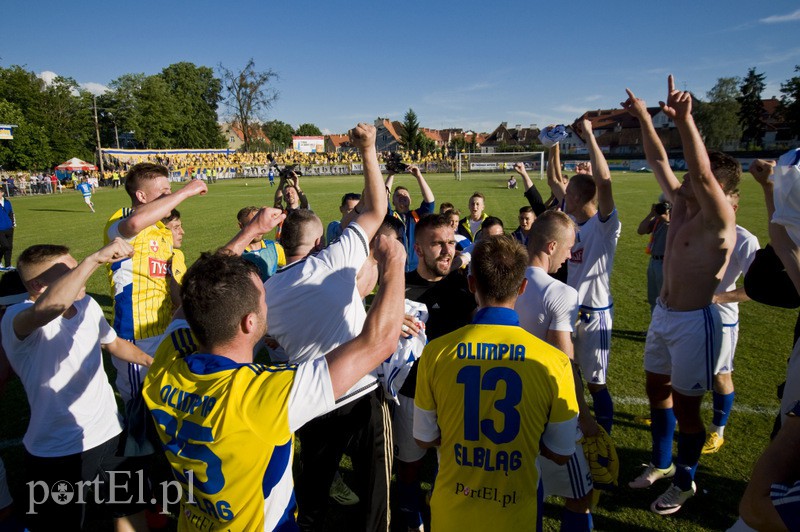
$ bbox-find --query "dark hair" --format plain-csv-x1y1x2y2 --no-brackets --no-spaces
708,151,741,195
162,209,181,225
439,202,455,213
481,216,504,230
124,162,169,199
380,215,405,240
414,213,451,239
279,209,320,254
471,236,527,303
181,251,261,347
569,174,597,204
341,192,361,206
519,206,534,214
17,244,71,283
469,192,485,202
443,208,461,218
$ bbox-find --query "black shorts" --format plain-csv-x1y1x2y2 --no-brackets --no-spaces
23,433,148,530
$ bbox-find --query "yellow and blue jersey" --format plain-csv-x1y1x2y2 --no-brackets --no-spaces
143,321,302,531
169,249,187,285
415,307,578,531
105,208,174,340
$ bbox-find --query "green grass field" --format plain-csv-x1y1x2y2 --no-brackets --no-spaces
0,172,795,531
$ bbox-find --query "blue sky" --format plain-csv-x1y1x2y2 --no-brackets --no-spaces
3,0,800,135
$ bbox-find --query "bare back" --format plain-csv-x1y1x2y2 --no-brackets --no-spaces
661,198,735,310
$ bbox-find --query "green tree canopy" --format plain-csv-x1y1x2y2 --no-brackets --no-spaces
738,67,766,145
693,77,742,149
295,123,322,136
780,65,800,138
262,120,294,151
160,62,226,148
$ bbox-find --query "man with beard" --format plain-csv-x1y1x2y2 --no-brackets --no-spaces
396,213,477,531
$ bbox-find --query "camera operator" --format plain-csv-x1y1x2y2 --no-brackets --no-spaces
273,167,310,239
638,195,671,313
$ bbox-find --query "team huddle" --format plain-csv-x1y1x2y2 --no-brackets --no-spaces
1,76,799,532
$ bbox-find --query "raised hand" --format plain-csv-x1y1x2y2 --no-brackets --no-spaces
373,234,406,273
621,88,649,120
659,75,692,121
182,178,208,198
94,238,135,264
513,162,528,175
249,207,287,234
575,161,593,175
572,118,593,142
749,159,775,187
349,123,376,149
408,165,423,179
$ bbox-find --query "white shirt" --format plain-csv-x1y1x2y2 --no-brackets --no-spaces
568,209,621,308
516,266,579,339
265,222,376,401
715,225,760,325
1,296,123,457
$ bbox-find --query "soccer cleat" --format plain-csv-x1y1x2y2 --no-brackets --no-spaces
701,432,724,454
628,463,676,489
329,472,359,506
650,482,696,515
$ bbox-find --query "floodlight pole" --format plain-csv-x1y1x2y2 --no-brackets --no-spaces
93,95,105,176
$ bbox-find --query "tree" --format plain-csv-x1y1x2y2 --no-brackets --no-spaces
131,76,179,149
160,62,226,148
400,109,422,153
295,123,322,136
219,59,278,152
262,120,294,151
38,76,94,164
738,68,766,146
0,99,52,170
693,77,742,149
780,65,800,138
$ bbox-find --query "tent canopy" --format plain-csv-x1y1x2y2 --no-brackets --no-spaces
55,158,97,171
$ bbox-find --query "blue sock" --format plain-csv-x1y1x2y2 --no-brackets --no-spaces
590,388,614,434
650,407,676,469
712,391,735,428
398,479,422,529
561,510,593,532
674,431,705,491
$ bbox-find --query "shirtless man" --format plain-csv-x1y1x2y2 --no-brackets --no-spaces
622,76,740,515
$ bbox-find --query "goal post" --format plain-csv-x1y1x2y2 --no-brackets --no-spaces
455,151,545,181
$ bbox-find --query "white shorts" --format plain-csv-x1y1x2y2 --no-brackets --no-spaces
715,323,739,375
780,338,800,427
0,457,11,510
574,306,613,386
83,196,93,205
112,334,162,404
538,443,592,499
393,393,426,462
644,300,722,396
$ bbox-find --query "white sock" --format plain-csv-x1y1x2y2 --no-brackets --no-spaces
710,424,725,438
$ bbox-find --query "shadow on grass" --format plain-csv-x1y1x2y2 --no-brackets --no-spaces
28,208,86,213
613,329,648,343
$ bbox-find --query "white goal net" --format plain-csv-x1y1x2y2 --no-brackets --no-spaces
456,151,545,181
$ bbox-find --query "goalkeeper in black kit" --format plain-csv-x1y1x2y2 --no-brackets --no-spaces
513,210,618,531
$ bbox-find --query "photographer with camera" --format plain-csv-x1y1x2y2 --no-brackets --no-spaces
385,159,435,272
273,166,310,239
638,195,671,313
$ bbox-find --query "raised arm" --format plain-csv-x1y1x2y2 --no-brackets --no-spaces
13,239,134,339
221,207,286,256
326,235,405,399
574,118,614,218
622,88,681,201
661,75,733,229
350,123,388,239
547,144,566,204
117,179,207,239
515,162,546,216
409,165,435,204
637,206,659,235
384,174,395,195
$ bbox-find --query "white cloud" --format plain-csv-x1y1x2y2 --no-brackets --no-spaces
554,104,586,115
584,94,603,102
81,82,109,96
760,9,800,24
321,128,332,135
38,70,58,85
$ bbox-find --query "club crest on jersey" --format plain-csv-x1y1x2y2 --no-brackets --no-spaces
149,258,169,278
570,248,584,263
149,239,159,253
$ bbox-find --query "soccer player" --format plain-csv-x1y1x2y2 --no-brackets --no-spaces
399,213,477,530
385,165,435,272
456,192,488,243
0,188,15,270
162,209,186,309
414,235,579,531
251,123,393,530
546,117,621,435
104,163,207,405
514,210,597,531
235,206,286,282
703,192,759,454
143,211,405,531
2,240,153,531
76,176,95,213
622,78,740,514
